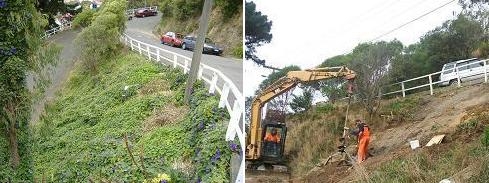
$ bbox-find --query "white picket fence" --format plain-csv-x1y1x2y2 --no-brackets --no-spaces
42,22,72,39
383,59,489,97
121,27,245,183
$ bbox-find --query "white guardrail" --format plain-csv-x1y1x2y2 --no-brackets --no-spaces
42,22,72,39
383,58,488,97
124,6,245,182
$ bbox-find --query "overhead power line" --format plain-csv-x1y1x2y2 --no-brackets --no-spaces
368,0,456,42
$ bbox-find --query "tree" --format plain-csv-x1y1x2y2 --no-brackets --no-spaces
1,0,57,174
388,14,486,86
290,87,313,113
318,54,352,103
350,40,403,118
255,65,301,117
245,1,272,65
75,0,127,74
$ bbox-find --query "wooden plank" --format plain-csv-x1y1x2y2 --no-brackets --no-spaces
426,134,446,147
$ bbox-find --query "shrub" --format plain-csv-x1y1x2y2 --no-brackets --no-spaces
483,127,489,148
72,9,96,28
215,0,241,20
75,0,127,74
232,44,243,58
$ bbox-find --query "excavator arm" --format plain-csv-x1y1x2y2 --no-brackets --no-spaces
246,66,356,160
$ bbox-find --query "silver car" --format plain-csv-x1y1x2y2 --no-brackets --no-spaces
439,58,488,86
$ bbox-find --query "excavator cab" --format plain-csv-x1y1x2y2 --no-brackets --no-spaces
260,123,287,163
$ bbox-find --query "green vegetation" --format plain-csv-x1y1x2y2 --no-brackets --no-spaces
72,9,96,28
0,0,59,181
290,88,313,113
366,142,488,183
385,98,420,115
75,0,127,74
33,52,235,182
158,0,240,21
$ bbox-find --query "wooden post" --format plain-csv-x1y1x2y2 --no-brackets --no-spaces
401,82,406,98
146,45,151,60
184,0,214,104
485,60,488,83
156,49,160,62
137,42,141,54
208,72,218,94
173,55,177,68
429,75,433,95
219,83,230,108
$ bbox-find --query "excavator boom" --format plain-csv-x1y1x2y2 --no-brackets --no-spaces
246,66,356,161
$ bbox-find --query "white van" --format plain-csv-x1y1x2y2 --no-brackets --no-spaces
439,58,488,86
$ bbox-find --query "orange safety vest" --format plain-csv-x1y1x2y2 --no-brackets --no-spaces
264,133,280,143
359,124,370,139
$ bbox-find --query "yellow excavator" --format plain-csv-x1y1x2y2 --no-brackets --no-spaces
245,66,356,168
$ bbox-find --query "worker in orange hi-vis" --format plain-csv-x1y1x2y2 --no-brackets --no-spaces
264,128,280,143
263,128,281,156
353,119,371,163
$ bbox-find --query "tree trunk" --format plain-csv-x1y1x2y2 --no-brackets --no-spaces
7,124,20,168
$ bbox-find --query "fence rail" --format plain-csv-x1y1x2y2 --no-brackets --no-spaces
121,31,245,182
383,59,488,97
42,22,72,39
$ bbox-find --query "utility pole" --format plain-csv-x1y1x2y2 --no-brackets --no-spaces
184,0,213,104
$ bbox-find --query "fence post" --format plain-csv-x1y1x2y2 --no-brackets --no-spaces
428,74,433,95
184,60,189,74
209,72,218,94
198,64,203,79
137,42,142,54
173,55,177,68
456,67,461,87
156,49,161,63
219,83,230,108
401,82,406,98
130,40,134,50
146,45,151,60
485,60,487,83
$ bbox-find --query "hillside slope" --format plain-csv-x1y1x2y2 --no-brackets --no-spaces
31,51,234,182
249,84,489,182
299,84,489,182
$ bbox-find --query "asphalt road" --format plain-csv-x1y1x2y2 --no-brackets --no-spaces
125,16,243,92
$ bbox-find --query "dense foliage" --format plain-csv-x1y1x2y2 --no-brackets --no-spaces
290,88,313,113
158,0,241,20
33,52,236,182
0,0,60,181
245,1,272,65
72,9,96,28
75,0,127,74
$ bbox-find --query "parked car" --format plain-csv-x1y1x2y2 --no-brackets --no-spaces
439,58,488,86
134,8,157,18
160,32,183,47
181,36,224,56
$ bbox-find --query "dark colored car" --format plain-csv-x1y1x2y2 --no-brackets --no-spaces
134,9,157,18
181,36,223,56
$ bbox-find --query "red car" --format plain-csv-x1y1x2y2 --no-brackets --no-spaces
160,32,183,47
134,9,157,18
